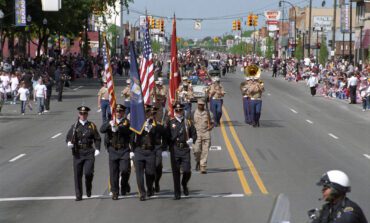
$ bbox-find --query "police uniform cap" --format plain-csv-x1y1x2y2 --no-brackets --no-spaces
116,104,126,112
77,106,91,113
173,102,185,111
197,98,206,105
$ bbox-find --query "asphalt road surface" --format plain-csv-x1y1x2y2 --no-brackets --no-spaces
0,70,369,223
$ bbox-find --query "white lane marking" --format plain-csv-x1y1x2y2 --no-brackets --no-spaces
306,120,313,124
9,154,26,162
0,194,245,202
209,146,222,151
363,154,370,159
289,108,298,114
328,133,339,139
73,86,83,91
51,133,62,139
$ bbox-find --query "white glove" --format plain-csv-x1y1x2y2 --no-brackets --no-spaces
94,150,100,157
67,141,74,149
130,152,135,159
161,151,169,158
144,124,152,132
110,120,118,132
186,138,193,147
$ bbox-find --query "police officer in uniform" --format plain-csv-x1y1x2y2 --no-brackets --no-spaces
310,170,367,223
167,102,197,200
66,106,101,201
240,77,252,125
130,105,160,201
100,104,131,200
150,106,168,193
208,76,225,126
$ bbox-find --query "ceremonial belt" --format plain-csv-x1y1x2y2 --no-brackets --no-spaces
250,98,262,101
112,143,128,150
136,145,154,150
77,144,93,149
175,142,189,149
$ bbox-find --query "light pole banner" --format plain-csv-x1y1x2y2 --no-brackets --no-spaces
15,0,26,27
340,4,350,33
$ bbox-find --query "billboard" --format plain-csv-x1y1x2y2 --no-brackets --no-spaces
313,16,332,32
15,0,26,27
264,11,281,21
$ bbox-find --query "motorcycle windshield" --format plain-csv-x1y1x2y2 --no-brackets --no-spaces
268,193,291,223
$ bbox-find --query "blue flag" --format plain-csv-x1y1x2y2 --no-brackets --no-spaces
129,41,146,134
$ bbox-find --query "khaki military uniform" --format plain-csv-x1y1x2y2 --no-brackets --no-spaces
121,86,131,114
192,109,213,171
152,85,167,124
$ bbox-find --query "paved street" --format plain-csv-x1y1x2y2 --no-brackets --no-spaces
0,70,369,223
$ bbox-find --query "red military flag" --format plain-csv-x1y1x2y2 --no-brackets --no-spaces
168,15,181,117
102,33,117,121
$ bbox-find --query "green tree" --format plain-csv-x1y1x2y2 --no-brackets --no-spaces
319,36,329,65
265,37,274,59
295,37,303,60
151,40,161,54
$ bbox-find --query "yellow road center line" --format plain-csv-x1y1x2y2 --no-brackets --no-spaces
220,120,252,195
223,107,269,195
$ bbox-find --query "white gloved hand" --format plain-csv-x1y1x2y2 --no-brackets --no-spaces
186,138,193,147
67,141,74,149
110,120,118,132
144,125,152,132
94,150,100,157
130,152,135,159
161,151,169,158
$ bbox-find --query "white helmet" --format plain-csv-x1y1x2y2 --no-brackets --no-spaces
317,170,351,193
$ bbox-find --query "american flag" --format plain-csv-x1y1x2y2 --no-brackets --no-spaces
139,17,155,105
102,33,117,120
186,48,191,58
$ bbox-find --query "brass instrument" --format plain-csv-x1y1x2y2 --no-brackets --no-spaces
244,64,264,87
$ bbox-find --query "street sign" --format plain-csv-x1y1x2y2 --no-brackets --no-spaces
313,16,332,32
194,20,202,30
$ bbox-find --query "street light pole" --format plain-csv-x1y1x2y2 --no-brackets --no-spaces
349,0,353,64
0,10,4,59
279,1,297,58
308,0,312,58
27,15,32,58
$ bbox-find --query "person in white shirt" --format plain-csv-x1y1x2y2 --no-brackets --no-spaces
10,73,19,104
0,72,11,102
347,74,358,104
17,82,30,115
307,74,318,96
33,78,47,115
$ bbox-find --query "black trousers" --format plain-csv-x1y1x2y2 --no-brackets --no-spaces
134,149,155,197
108,147,130,195
73,149,95,198
349,86,357,103
310,86,317,96
170,146,191,197
154,146,163,186
45,92,51,110
58,81,64,101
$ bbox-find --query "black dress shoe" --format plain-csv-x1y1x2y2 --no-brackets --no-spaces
183,186,189,196
86,191,91,198
174,194,181,200
154,183,160,193
140,196,146,201
75,196,82,201
112,193,119,200
195,162,200,171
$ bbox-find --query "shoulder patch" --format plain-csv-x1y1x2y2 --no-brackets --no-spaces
343,207,354,213
89,123,96,130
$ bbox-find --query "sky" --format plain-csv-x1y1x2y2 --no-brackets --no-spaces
122,0,335,39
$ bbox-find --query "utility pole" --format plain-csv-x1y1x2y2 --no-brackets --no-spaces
331,0,337,61
349,0,353,64
308,0,312,58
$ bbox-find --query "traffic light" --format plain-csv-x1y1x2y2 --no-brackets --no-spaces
149,18,156,29
156,19,161,29
253,15,258,27
232,20,237,31
317,43,321,49
236,20,241,30
247,15,253,27
160,19,164,32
